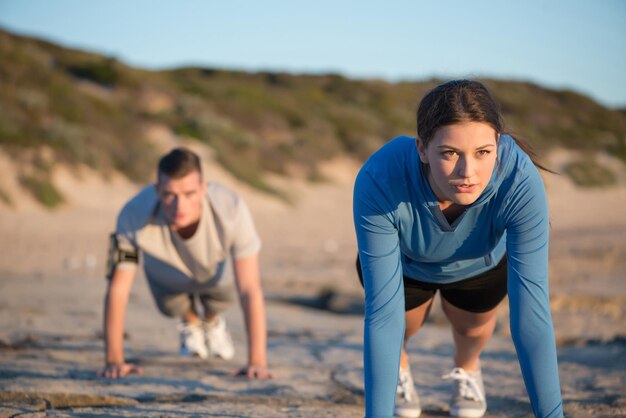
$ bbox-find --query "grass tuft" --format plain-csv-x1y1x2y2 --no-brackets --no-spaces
19,175,65,208
563,159,616,187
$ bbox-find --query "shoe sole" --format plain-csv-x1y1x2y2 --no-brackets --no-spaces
449,407,486,418
213,351,235,360
394,407,421,418
180,349,209,359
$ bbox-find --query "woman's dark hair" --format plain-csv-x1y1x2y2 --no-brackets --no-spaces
417,79,552,172
157,147,203,181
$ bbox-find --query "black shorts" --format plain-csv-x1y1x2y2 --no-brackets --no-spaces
356,255,508,313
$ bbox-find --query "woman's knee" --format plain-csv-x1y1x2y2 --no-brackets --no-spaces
442,299,498,336
453,317,496,338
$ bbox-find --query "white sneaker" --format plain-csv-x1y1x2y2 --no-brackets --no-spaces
395,366,422,418
442,367,487,418
204,316,235,360
178,321,209,359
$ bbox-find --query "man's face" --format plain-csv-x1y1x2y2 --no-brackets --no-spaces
417,121,498,209
156,170,205,231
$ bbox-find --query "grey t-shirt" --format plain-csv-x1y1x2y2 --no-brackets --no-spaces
114,182,261,291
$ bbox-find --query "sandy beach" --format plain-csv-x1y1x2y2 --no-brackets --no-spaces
0,142,624,417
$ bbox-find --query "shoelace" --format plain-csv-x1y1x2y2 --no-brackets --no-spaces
442,367,485,402
397,371,415,401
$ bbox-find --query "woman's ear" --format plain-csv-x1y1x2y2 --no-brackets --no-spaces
416,137,429,164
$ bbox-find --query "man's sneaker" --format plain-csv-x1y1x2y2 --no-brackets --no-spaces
395,366,422,418
204,316,235,360
442,367,487,418
178,320,209,359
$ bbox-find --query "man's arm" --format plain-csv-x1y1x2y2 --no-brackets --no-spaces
232,254,272,379
98,267,143,378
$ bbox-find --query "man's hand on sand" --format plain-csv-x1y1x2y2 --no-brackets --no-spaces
233,365,273,380
98,363,143,379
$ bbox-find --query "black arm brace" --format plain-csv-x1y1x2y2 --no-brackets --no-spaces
106,233,139,279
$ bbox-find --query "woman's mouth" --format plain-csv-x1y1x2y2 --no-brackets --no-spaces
454,184,477,193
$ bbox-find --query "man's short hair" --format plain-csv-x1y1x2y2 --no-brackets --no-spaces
157,147,203,181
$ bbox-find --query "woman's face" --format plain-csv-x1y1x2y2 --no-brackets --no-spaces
417,121,498,209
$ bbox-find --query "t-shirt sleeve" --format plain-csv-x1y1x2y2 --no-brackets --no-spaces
113,204,140,272
230,194,262,259
505,167,563,417
353,168,405,418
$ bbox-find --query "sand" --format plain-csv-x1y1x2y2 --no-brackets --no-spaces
0,143,624,417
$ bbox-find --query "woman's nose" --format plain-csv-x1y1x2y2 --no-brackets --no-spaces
456,156,475,178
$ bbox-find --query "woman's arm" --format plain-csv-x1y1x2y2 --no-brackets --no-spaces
354,170,405,418
505,168,563,417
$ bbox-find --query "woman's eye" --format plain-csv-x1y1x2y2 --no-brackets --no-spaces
477,150,491,157
442,151,457,158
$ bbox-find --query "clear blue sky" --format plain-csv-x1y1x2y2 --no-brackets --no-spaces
1,0,625,108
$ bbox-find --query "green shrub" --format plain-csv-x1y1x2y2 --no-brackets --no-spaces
174,119,203,139
607,139,626,164
65,58,119,87
563,159,616,187
19,174,64,208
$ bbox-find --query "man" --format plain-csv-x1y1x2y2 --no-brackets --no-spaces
99,147,271,380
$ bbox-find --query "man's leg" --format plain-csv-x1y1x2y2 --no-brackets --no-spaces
197,285,235,360
197,285,234,318
147,278,195,319
146,279,209,358
181,298,201,324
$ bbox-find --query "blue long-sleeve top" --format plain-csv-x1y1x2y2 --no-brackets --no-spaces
353,135,563,418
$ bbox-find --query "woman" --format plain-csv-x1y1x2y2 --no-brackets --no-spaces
353,80,563,418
